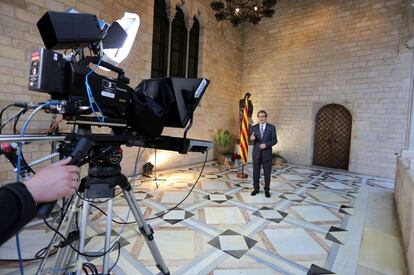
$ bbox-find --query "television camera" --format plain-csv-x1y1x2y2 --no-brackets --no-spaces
0,10,213,275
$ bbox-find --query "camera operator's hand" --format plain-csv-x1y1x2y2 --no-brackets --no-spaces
24,157,80,203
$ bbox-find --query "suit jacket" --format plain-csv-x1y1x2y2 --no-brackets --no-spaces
250,123,277,161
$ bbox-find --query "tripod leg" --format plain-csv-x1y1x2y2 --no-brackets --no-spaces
123,189,170,275
75,199,91,275
51,195,82,275
102,198,114,274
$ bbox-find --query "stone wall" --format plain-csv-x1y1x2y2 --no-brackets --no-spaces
1,0,413,179
241,0,413,178
0,0,242,180
395,151,414,275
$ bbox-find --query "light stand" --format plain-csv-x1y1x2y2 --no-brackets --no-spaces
141,148,166,188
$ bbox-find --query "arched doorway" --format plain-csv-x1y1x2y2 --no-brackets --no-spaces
313,104,352,170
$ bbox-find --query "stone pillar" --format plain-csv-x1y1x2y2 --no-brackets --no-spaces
166,7,175,77
183,15,193,78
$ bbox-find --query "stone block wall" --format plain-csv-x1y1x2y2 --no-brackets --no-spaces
241,0,413,178
0,0,242,180
395,153,414,275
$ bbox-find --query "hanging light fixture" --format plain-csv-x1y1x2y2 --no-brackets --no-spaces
210,0,277,26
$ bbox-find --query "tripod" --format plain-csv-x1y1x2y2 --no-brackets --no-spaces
45,145,169,275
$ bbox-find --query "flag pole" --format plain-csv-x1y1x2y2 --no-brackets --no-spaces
237,95,249,179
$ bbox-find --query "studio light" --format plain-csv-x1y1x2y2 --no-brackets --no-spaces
102,12,140,66
142,162,154,177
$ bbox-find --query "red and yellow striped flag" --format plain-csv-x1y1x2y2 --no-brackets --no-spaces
239,96,249,165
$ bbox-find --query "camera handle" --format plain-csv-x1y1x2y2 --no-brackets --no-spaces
36,137,94,219
83,56,130,84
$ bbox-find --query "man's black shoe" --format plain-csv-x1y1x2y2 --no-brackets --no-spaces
265,191,271,198
251,190,259,196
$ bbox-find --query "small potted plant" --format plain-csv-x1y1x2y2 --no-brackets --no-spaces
213,128,233,164
272,150,287,168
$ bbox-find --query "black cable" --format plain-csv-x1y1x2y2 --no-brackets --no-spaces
0,103,16,133
82,266,90,275
108,241,121,273
41,196,120,259
146,150,208,221
13,108,27,134
97,148,205,223
89,204,136,225
43,217,120,258
0,108,26,133
83,263,98,274
34,196,76,263
87,150,209,223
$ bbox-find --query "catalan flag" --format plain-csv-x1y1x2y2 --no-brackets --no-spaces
239,96,249,165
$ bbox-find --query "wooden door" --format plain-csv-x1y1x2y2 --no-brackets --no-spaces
313,104,352,170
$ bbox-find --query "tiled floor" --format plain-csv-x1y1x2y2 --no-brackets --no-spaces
0,162,407,274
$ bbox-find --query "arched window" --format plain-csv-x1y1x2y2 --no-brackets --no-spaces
188,17,199,78
151,4,200,78
170,7,187,77
151,0,169,78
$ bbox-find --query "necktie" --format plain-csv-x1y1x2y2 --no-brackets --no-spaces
260,124,264,139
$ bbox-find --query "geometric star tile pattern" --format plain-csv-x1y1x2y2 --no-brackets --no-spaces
319,181,354,190
279,192,306,202
307,264,335,275
325,226,348,245
208,229,257,259
252,206,288,223
278,173,309,181
204,192,233,204
1,162,400,275
156,207,194,224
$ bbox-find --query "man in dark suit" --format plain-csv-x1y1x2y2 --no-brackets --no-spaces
250,110,277,198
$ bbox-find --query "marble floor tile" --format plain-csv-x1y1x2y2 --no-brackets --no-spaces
307,190,349,203
319,181,354,190
113,205,147,223
162,209,186,220
200,179,229,190
358,228,406,275
161,191,194,204
291,205,340,222
278,173,308,181
238,191,281,204
291,168,318,174
264,228,326,256
204,207,246,224
327,174,357,181
167,172,197,180
218,235,249,251
1,162,406,275
138,230,196,260
213,268,280,275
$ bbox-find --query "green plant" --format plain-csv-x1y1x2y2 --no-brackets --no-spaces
272,150,283,159
213,128,233,154
272,150,287,166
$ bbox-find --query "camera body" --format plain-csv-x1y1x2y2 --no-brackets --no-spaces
29,48,131,121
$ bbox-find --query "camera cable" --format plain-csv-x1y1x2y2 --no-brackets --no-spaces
88,150,208,224
14,102,64,275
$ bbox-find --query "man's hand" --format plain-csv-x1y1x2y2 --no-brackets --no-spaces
250,133,256,140
260,144,266,149
24,157,81,203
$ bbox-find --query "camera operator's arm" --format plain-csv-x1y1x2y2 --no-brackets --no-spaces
0,157,80,245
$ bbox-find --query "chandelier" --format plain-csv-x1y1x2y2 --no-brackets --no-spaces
210,0,277,26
